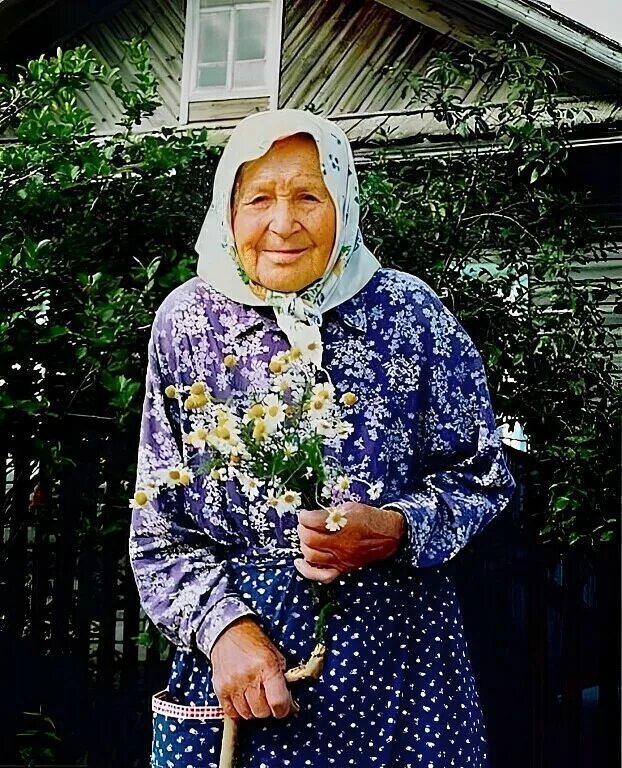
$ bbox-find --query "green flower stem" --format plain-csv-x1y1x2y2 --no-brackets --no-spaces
311,582,338,645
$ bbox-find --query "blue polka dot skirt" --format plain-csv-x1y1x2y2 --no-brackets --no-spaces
150,554,488,767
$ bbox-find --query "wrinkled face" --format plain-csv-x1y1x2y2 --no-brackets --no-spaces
231,133,337,293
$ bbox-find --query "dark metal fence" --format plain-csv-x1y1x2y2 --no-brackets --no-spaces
0,421,619,767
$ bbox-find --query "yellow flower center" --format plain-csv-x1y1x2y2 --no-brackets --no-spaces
134,490,148,506
269,359,282,374
341,392,357,406
179,472,191,486
196,427,208,440
267,404,279,417
190,382,205,396
215,425,230,440
168,469,181,481
224,354,238,369
248,403,265,419
164,385,177,399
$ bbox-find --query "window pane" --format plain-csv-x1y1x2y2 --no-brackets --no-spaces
198,10,230,65
235,7,268,62
197,63,227,88
233,59,266,88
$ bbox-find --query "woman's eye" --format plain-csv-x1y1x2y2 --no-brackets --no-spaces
247,195,269,205
300,194,319,202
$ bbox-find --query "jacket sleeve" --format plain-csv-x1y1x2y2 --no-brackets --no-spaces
382,292,516,568
128,315,256,658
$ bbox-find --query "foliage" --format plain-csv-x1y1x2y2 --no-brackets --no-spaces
0,41,217,464
0,31,618,562
360,28,620,544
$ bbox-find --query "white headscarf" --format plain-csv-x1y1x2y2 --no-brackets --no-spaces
195,109,381,363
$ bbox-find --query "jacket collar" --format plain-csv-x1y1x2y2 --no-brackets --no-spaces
228,299,367,340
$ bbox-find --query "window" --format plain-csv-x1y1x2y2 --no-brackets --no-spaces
181,0,282,123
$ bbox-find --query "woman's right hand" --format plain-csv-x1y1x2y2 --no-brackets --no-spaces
210,616,298,720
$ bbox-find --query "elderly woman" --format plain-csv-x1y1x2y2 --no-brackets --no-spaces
130,109,515,768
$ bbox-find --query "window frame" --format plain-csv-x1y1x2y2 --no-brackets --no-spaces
180,0,283,124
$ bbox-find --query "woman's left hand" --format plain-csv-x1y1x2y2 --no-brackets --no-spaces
294,502,406,584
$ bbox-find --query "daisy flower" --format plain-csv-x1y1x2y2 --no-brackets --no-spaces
129,486,156,510
313,419,337,438
307,394,333,419
158,465,187,489
242,402,265,424
335,475,351,492
263,393,287,428
183,426,209,449
312,382,334,402
276,489,302,515
239,474,263,500
324,506,348,532
271,373,293,394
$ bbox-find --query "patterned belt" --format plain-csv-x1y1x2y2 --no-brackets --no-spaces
152,689,225,720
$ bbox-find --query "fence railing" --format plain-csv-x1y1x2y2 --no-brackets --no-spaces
0,419,619,767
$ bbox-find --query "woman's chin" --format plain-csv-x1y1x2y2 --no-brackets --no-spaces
256,267,315,294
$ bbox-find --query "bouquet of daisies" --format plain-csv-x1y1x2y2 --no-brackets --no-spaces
132,342,381,543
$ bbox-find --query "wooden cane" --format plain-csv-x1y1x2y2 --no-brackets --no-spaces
218,642,327,768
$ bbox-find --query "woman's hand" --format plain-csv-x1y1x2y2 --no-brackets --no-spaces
210,616,298,720
294,502,406,583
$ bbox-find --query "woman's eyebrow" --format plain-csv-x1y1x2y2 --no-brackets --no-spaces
242,177,327,195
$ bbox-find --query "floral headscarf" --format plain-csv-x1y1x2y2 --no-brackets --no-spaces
195,109,381,363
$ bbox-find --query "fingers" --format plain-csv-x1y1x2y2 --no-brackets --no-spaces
231,692,253,720
299,540,335,566
297,523,340,549
262,669,296,719
298,508,332,531
294,558,341,584
244,682,272,719
220,695,242,721
221,675,294,720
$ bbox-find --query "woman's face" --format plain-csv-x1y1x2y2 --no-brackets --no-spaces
231,133,336,293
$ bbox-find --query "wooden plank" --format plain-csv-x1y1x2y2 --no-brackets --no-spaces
188,96,270,122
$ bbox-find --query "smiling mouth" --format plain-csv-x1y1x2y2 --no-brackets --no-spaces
262,248,309,263
263,248,307,254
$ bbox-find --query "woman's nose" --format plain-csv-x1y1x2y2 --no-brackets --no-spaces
269,199,301,238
